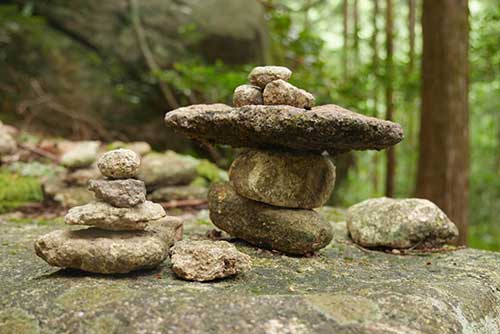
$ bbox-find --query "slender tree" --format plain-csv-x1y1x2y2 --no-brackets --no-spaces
416,0,469,245
342,0,349,76
371,0,380,193
385,0,396,197
353,0,360,65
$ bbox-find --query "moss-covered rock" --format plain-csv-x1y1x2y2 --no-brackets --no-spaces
0,213,499,333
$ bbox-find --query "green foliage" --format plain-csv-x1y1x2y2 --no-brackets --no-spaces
0,170,43,213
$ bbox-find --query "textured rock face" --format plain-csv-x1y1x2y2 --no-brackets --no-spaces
248,66,292,88
263,79,315,109
2,217,500,333
97,149,141,179
209,182,332,255
170,240,251,282
34,217,183,274
0,131,17,156
138,151,198,187
148,185,208,202
165,104,404,154
347,197,459,249
60,141,100,169
233,84,263,107
229,149,335,208
88,179,146,208
64,201,166,230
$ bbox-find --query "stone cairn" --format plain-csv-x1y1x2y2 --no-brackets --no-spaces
35,149,182,274
165,66,404,255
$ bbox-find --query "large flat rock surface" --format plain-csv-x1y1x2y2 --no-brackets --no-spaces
164,104,404,154
1,212,499,334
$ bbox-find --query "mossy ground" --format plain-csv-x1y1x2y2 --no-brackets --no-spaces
0,170,43,214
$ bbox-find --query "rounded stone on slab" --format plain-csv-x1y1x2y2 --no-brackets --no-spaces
233,84,263,107
170,240,251,282
34,216,183,274
248,66,292,88
64,200,166,230
263,79,315,109
88,179,146,208
347,197,459,249
208,182,333,255
229,149,335,209
97,149,141,179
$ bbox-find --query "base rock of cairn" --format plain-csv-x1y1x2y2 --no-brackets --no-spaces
35,149,182,274
165,66,404,255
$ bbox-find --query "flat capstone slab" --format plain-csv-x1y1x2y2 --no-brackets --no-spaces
164,104,404,154
1,214,499,333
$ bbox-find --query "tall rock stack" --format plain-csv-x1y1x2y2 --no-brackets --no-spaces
165,66,404,255
35,149,182,274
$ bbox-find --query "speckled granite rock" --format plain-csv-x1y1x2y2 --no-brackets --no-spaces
1,215,500,333
170,240,251,281
148,185,207,202
233,84,263,107
138,151,198,187
97,149,141,179
347,197,459,249
209,182,332,255
88,179,146,208
165,104,404,154
263,79,315,109
229,149,335,208
60,141,100,169
248,66,292,88
34,217,183,274
64,201,166,230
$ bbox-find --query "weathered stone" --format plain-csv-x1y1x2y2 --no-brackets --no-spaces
208,182,332,255
347,197,459,249
165,104,404,154
42,174,94,207
88,179,146,208
248,66,292,88
64,201,166,231
1,216,500,334
170,240,251,282
233,84,263,107
97,149,140,179
229,149,335,209
0,131,17,156
60,141,100,169
263,79,315,109
148,185,208,202
34,217,183,274
138,151,198,187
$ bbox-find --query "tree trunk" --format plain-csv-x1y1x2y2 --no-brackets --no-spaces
342,0,349,76
353,0,360,65
409,0,416,71
385,0,395,197
372,0,380,194
417,0,469,245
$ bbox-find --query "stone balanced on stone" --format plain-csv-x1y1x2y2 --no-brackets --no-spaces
165,66,404,255
34,149,183,274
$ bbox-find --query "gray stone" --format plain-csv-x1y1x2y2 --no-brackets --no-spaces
97,149,141,179
263,79,315,109
148,185,208,202
233,84,263,107
64,167,101,186
347,197,459,249
60,141,100,169
208,182,332,255
1,216,500,334
248,66,292,88
229,149,335,209
138,151,198,187
42,174,94,208
165,104,404,154
64,201,166,231
0,131,16,156
170,240,251,282
34,217,183,274
88,179,146,208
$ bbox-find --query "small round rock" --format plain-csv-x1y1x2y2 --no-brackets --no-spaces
97,149,140,179
248,66,292,88
233,84,263,107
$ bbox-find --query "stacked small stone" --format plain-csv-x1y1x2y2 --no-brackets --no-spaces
35,149,182,274
165,65,404,256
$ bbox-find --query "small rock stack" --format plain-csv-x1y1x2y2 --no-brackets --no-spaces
35,149,182,274
165,66,404,256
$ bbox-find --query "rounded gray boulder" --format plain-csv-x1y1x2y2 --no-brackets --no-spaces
88,179,146,208
263,79,315,109
97,149,141,179
233,84,263,107
248,66,292,88
229,149,335,209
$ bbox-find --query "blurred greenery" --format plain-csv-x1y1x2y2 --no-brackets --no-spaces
0,170,43,213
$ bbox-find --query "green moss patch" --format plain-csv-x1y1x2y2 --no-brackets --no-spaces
0,170,43,213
